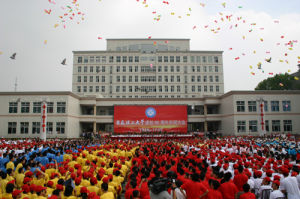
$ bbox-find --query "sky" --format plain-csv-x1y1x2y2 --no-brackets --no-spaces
0,0,300,93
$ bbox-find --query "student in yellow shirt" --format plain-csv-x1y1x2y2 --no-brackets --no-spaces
87,177,100,196
35,186,47,199
2,183,14,199
6,155,15,171
6,169,15,182
100,183,115,199
12,189,23,199
0,171,9,194
15,167,25,189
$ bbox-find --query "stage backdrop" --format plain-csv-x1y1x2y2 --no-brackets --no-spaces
114,105,187,133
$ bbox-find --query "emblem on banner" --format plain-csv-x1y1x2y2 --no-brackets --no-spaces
145,107,156,118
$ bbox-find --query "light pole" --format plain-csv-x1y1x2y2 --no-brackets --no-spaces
256,97,266,136
40,98,48,141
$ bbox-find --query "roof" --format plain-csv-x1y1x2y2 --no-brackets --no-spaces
106,38,190,41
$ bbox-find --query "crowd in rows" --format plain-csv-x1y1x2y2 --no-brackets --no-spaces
0,135,299,199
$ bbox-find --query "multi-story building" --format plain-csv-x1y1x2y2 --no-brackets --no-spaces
72,39,224,98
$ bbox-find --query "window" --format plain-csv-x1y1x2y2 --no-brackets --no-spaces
176,66,180,72
196,56,201,63
116,66,120,72
177,76,180,82
171,76,174,82
165,86,168,92
90,56,94,63
158,66,162,72
170,66,174,72
90,66,93,73
116,86,120,92
204,86,207,92
96,76,99,82
47,122,53,134
77,86,81,92
122,86,126,92
249,120,258,132
77,57,82,63
101,86,105,92
282,100,291,111
203,76,207,82
78,66,81,73
215,66,219,72
116,76,120,82
84,56,88,63
236,101,245,112
272,120,281,132
83,86,87,92
171,86,174,92
203,66,207,72
32,122,40,134
57,102,66,113
197,66,200,72
284,120,292,131
129,86,132,92
96,86,99,92
96,56,100,63
264,101,268,112
135,56,139,62
56,122,65,134
116,56,121,62
202,56,207,63
164,56,168,62
21,102,30,113
129,76,132,82
209,86,213,92
84,76,87,82
192,86,195,92
84,66,88,72
214,56,219,63
122,76,126,82
215,76,219,82
20,122,29,134
89,86,93,92
191,76,195,82
265,120,269,132
135,76,138,82
271,101,279,112
208,56,213,63
96,66,100,73
237,121,246,132
248,101,257,112
184,66,187,74
209,66,213,72
176,56,180,62
177,86,181,92
183,56,187,63
190,56,195,63
170,56,174,62
159,86,162,92
192,66,195,72
198,85,201,92
158,76,162,82
209,76,213,82
122,56,127,62
158,56,162,62
164,76,168,82
33,102,41,113
109,56,114,63
102,56,106,63
164,66,168,72
77,76,81,82
47,102,54,113
8,122,17,134
129,66,132,72
9,102,18,113
216,85,220,92
89,76,93,82
122,66,126,72
135,66,138,72
102,66,105,72
129,56,133,62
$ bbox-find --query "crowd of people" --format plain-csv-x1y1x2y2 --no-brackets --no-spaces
0,135,299,199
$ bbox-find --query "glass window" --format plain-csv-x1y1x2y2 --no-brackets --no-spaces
20,122,29,134
214,56,219,63
57,102,66,113
192,86,195,92
47,102,54,113
271,101,279,112
135,66,138,72
21,102,30,113
197,66,200,72
209,76,213,82
236,101,245,112
89,56,95,63
177,86,181,92
96,56,100,63
32,122,40,134
176,56,180,62
190,56,195,63
56,122,65,134
202,56,207,63
129,66,132,72
197,85,201,92
135,56,139,62
215,76,219,82
101,86,105,92
265,120,269,132
77,57,82,63
96,66,100,73
89,76,93,82
90,66,93,73
116,66,120,72
47,122,53,134
89,86,93,92
116,86,120,92
171,86,174,92
191,76,195,82
122,56,127,62
164,76,168,82
8,122,17,134
33,102,41,113
170,56,174,62
177,76,180,82
170,66,174,72
129,86,132,92
96,86,99,92
84,56,88,63
249,120,258,132
77,86,81,92
208,56,213,63
116,76,120,82
159,86,162,92
102,56,106,63
84,76,87,82
216,85,220,92
183,56,188,63
102,66,105,72
282,100,291,111
215,66,219,72
209,66,213,72
9,102,18,113
164,66,168,72
129,56,133,62
264,101,268,112
84,66,88,73
164,56,168,62
122,76,126,82
129,76,132,82
116,56,121,62
96,76,99,82
109,56,114,63
83,86,87,92
196,56,201,63
158,66,162,72
135,76,138,82
122,86,126,92
209,86,213,92
284,120,292,131
203,66,207,72
158,56,162,62
203,76,207,82
165,86,168,92
248,101,257,112
77,76,81,82
78,66,81,73
171,76,174,82
204,86,207,92
122,66,126,72
237,121,246,132
272,120,281,132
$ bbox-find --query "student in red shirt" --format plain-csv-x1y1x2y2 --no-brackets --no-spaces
219,172,238,199
207,179,223,199
239,183,256,199
233,165,248,191
182,173,209,199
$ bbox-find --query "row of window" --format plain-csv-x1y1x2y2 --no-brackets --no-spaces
77,85,221,93
236,100,291,112
77,55,220,64
9,102,66,114
237,120,292,132
8,122,65,134
77,75,220,83
77,65,220,73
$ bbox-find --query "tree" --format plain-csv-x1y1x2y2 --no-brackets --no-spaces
255,73,300,90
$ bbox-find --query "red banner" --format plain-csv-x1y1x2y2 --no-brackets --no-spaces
114,105,187,134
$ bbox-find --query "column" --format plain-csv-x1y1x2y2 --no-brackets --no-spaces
204,104,208,132
93,105,97,133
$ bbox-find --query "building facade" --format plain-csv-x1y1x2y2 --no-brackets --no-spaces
72,39,224,98
0,91,299,138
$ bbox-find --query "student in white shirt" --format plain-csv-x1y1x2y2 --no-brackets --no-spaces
280,169,300,199
270,180,285,199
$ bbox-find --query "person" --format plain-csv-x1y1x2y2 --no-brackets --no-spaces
280,168,300,199
269,180,284,199
181,173,208,199
233,165,248,192
171,180,186,199
219,172,238,199
239,183,255,199
149,178,177,199
100,183,114,199
258,177,272,199
207,179,222,199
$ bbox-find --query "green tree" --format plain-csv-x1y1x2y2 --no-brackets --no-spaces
255,73,297,90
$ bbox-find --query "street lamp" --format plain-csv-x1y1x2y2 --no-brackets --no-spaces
256,97,267,136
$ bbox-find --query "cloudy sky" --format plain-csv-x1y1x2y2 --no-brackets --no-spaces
0,0,299,92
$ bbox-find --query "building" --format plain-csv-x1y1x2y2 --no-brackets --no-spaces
0,90,299,138
0,39,299,138
72,39,224,98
